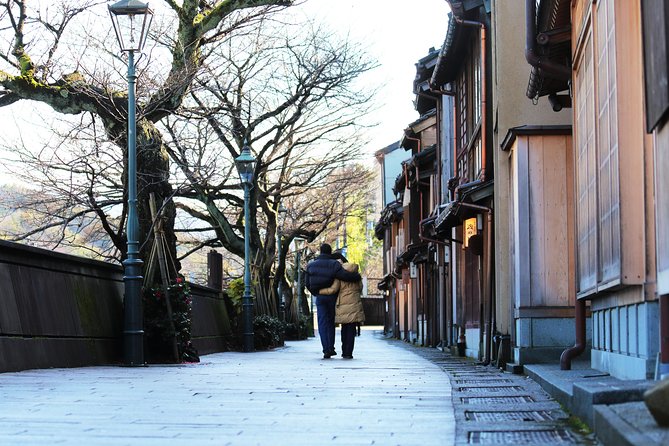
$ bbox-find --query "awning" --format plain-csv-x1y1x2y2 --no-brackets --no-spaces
525,0,571,99
434,180,494,233
411,251,429,265
435,200,461,232
431,14,466,87
377,274,394,291
392,169,407,196
396,243,427,267
375,200,404,240
413,49,440,115
374,222,386,240
410,144,437,171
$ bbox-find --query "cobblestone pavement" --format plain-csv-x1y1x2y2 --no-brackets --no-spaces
390,338,600,445
0,328,454,446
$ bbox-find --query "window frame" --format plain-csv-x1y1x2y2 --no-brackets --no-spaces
573,0,622,298
455,31,483,182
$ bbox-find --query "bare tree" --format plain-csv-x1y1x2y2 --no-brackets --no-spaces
0,113,124,259
0,0,292,275
162,20,378,315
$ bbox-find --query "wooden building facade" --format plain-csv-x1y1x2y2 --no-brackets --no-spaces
640,0,669,379
525,0,660,379
376,0,667,381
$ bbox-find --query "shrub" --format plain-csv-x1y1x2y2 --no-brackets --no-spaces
225,278,244,317
253,315,286,350
143,277,200,363
285,314,310,340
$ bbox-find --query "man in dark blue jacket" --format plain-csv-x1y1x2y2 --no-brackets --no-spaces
306,243,361,358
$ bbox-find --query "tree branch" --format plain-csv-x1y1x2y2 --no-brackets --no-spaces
177,238,220,261
197,0,291,35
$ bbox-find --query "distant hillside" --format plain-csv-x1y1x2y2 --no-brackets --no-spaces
0,184,118,261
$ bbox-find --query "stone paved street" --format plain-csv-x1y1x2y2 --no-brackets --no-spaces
0,329,454,446
397,343,598,446
0,328,601,446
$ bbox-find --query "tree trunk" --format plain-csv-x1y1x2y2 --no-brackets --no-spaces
136,121,179,277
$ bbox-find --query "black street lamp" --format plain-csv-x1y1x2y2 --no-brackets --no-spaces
294,237,306,325
108,0,153,366
235,141,257,353
277,204,287,321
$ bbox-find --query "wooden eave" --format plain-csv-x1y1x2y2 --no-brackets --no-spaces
500,125,572,151
526,0,572,98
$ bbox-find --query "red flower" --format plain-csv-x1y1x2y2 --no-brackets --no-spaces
176,277,183,284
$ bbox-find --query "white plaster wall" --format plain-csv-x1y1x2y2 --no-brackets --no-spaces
491,0,572,339
465,327,481,359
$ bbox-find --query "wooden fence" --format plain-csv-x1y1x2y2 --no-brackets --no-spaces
0,240,231,372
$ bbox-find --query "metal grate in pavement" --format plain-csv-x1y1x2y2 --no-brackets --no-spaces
461,396,535,404
455,379,513,384
465,410,554,422
457,386,524,393
468,429,576,444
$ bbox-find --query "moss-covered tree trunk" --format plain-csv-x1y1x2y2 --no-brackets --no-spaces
104,119,178,272
136,122,179,272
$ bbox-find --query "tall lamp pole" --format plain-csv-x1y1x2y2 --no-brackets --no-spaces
235,141,257,353
294,238,306,328
277,204,287,321
108,0,153,366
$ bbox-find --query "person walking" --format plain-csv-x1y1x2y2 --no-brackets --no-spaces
318,258,365,359
305,243,361,359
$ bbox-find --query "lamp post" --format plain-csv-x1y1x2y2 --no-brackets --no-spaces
277,204,287,321
235,141,257,353
108,0,153,366
294,237,306,329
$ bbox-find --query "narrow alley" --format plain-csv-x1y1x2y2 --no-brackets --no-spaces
0,329,596,446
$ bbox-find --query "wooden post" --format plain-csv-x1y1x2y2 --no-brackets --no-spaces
149,193,180,363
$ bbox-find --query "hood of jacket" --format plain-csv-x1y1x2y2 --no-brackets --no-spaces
341,262,359,273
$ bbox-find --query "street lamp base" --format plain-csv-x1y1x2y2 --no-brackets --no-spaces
243,333,254,353
123,329,145,366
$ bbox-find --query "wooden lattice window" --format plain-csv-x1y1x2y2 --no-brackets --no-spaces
574,0,621,297
455,31,483,182
457,69,468,150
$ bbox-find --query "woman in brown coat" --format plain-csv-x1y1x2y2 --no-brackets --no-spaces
319,261,365,359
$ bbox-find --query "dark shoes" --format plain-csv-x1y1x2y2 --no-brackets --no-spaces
323,350,353,359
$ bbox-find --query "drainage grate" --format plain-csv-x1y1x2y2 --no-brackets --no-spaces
439,365,477,369
468,429,575,444
455,379,513,384
461,396,534,404
465,410,554,422
457,386,524,393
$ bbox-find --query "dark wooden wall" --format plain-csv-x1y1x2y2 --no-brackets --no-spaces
190,283,233,354
361,297,385,326
0,240,231,372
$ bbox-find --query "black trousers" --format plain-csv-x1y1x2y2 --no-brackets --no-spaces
341,323,357,357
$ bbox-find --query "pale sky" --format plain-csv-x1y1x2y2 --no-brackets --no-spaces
0,0,452,182
295,0,452,158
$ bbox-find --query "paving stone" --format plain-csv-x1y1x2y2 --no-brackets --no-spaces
1,330,604,445
594,401,669,446
387,339,596,445
0,329,454,445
